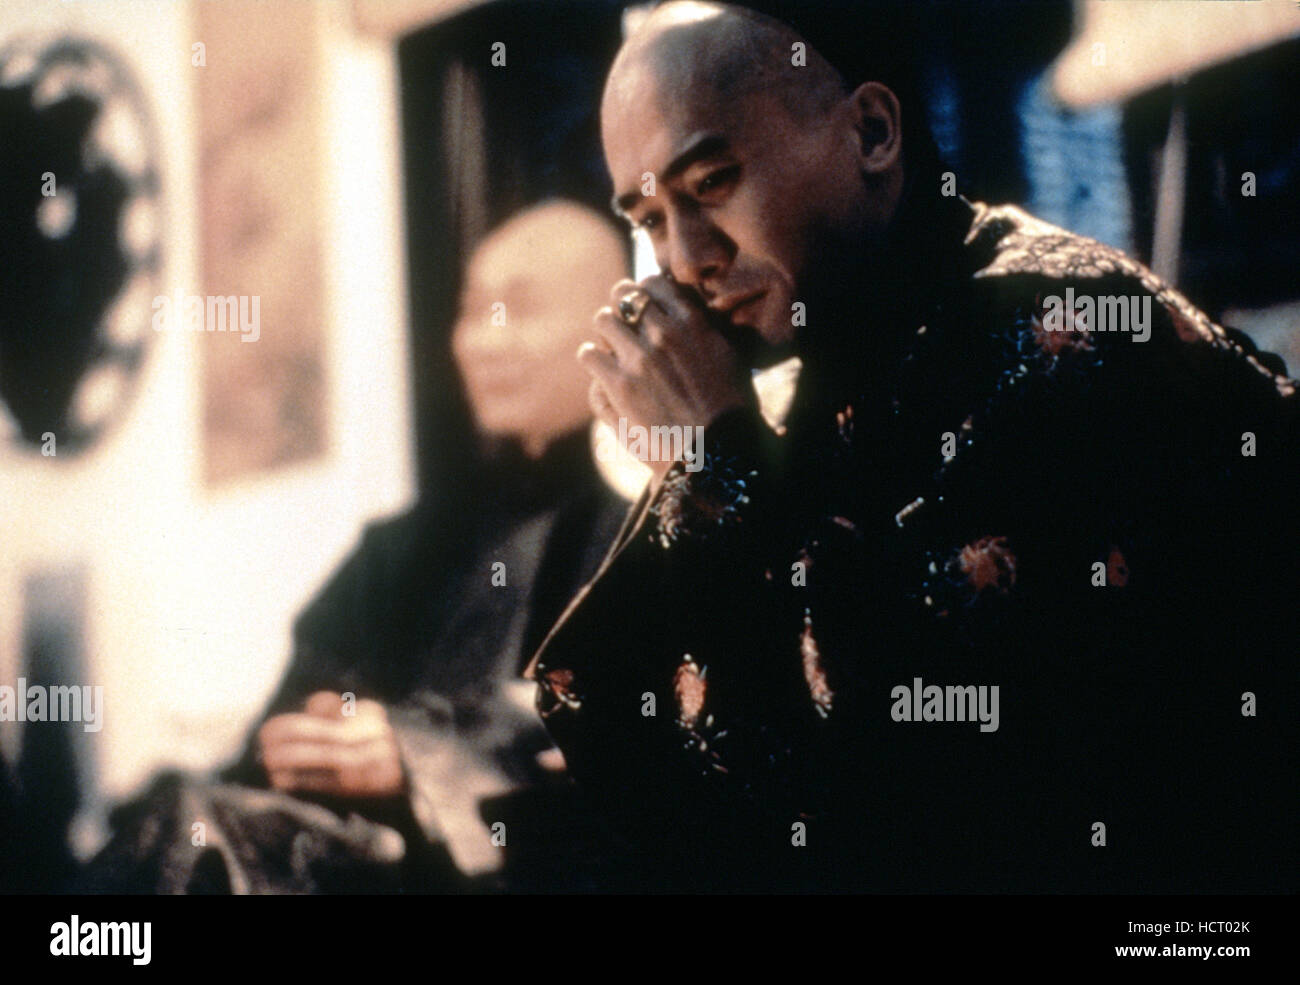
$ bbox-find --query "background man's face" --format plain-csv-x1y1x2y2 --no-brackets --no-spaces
452,206,624,452
605,62,857,364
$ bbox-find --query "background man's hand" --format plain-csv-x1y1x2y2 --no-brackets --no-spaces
580,274,749,480
258,691,405,798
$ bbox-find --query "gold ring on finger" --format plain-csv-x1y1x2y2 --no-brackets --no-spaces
617,289,652,326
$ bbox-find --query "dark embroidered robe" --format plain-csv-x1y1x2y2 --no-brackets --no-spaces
529,195,1299,892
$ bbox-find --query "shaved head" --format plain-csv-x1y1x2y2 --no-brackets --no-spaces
605,1,847,128
470,200,627,295
452,200,627,455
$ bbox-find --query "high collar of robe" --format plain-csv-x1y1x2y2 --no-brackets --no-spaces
794,172,981,400
464,426,597,517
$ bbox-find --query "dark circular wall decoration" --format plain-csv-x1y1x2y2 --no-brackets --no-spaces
0,37,162,455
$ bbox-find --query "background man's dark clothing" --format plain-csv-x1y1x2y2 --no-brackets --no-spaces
228,430,627,891
0,754,23,891
87,431,629,893
531,194,1299,892
232,432,620,724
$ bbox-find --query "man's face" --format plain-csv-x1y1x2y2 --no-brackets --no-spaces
605,59,861,364
451,248,593,448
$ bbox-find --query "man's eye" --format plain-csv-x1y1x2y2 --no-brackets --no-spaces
695,166,739,197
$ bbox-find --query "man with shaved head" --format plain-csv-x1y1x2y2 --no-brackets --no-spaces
529,1,1298,892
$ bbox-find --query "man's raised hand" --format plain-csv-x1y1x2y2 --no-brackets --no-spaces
579,274,749,479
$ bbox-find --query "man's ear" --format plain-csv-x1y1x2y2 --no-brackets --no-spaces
849,81,902,176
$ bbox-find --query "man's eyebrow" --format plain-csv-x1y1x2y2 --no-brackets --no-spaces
612,134,732,216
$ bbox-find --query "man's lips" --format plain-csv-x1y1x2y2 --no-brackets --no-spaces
711,290,767,326
462,363,529,392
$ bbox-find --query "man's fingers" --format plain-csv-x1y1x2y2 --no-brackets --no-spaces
589,300,693,389
621,277,729,394
260,738,338,779
589,306,647,368
262,736,396,773
577,339,620,384
305,690,345,719
633,274,703,332
260,714,343,748
587,377,618,429
262,703,404,798
259,711,386,748
303,691,388,720
261,740,343,773
607,276,694,346
608,278,660,314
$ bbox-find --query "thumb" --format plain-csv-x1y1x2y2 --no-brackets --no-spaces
304,690,345,719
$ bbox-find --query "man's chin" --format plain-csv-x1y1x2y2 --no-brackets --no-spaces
719,320,794,370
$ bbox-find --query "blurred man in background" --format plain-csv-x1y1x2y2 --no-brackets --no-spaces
85,200,633,892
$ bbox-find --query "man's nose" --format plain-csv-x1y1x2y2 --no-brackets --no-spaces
662,209,731,290
457,311,510,353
